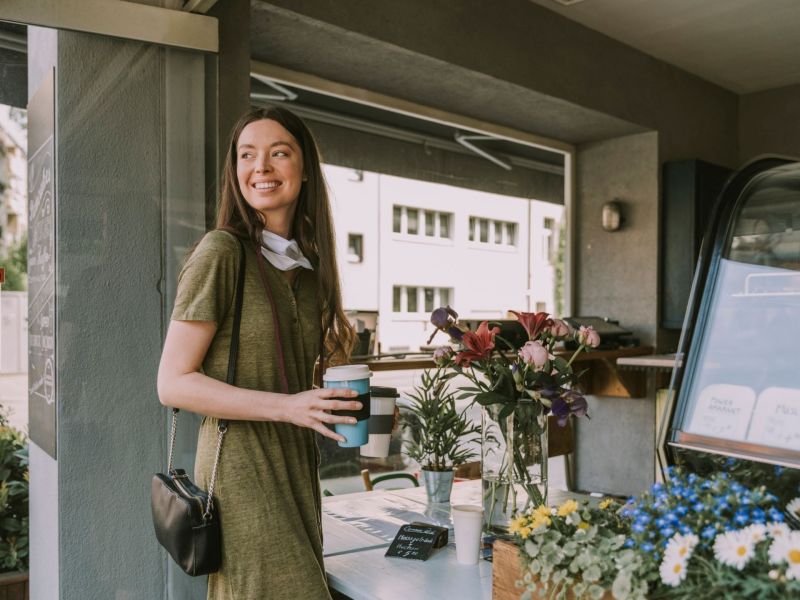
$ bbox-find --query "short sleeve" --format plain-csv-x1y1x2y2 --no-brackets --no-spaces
171,230,240,324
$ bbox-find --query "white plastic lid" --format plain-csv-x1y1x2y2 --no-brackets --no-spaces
322,364,373,382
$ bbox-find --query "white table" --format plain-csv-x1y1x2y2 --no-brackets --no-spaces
322,480,582,600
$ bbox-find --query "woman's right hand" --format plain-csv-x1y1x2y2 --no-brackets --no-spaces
285,388,362,442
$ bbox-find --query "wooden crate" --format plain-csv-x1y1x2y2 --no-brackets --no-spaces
492,539,526,600
492,540,614,600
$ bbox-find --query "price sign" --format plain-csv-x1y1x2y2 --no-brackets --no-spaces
385,523,448,561
687,384,756,440
747,387,800,451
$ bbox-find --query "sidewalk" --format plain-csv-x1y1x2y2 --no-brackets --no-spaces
0,372,28,433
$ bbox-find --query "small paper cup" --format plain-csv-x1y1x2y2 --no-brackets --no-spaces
451,504,484,565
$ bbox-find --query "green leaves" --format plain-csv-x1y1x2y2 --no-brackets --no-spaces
401,368,482,471
0,418,28,573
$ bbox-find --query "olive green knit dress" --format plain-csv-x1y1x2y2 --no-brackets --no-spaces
172,230,330,600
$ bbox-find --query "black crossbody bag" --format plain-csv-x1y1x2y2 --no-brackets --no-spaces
150,237,246,576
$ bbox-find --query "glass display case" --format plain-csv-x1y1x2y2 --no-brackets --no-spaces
663,158,800,469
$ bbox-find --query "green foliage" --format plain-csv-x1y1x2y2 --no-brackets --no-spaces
0,232,27,291
401,368,481,471
0,409,28,573
515,500,648,600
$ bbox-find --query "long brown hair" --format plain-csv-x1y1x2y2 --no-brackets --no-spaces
215,106,355,365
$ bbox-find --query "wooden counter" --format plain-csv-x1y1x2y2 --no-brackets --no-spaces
360,346,654,399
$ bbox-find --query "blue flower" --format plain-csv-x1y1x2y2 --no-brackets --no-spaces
687,473,698,484
660,527,675,538
679,524,693,535
632,521,648,534
751,508,766,524
701,525,717,539
655,517,669,528
734,510,750,526
768,508,785,522
624,538,635,548
717,501,730,512
641,542,655,553
692,502,705,513
666,512,680,523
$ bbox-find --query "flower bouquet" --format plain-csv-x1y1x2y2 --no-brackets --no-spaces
427,306,599,532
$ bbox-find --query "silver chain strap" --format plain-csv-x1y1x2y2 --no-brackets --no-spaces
168,409,227,523
167,409,178,473
203,422,227,522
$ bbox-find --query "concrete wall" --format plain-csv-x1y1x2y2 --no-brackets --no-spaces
739,83,800,164
575,132,660,346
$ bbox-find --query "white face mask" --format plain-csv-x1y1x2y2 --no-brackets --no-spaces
260,229,313,271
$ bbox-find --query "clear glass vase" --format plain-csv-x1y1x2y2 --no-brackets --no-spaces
481,399,548,533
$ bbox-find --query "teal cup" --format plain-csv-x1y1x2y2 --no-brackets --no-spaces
323,365,372,447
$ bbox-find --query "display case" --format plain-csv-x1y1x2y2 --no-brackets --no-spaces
661,158,800,469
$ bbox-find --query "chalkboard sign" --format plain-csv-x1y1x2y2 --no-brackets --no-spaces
385,523,448,561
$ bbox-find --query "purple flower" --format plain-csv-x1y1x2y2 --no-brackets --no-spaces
427,306,464,344
550,390,589,426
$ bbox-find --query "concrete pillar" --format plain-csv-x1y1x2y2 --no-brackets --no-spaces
26,0,249,593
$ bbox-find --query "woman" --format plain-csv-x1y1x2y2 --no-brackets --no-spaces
157,106,359,599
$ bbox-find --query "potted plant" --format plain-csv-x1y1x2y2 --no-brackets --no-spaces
401,365,482,503
0,409,29,598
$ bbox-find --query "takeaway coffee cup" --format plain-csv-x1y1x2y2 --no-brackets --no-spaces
323,365,372,447
451,504,484,565
360,386,398,458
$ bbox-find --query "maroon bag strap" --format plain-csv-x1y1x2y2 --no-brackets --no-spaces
254,248,291,395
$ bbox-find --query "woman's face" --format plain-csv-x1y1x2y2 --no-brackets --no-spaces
236,118,305,229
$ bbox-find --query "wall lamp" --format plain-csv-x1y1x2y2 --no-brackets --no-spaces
601,200,624,232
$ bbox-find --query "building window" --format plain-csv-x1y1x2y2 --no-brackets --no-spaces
406,286,418,313
424,287,435,312
392,205,453,240
543,218,556,263
392,286,454,313
439,213,451,238
393,286,402,312
406,209,419,235
393,206,402,233
347,233,363,263
424,211,435,236
469,216,519,247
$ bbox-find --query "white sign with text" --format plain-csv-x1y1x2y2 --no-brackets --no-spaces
747,387,800,451
688,384,756,440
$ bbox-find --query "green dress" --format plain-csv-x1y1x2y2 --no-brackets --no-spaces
171,230,330,600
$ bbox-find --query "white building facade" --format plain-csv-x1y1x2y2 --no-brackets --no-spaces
325,164,564,353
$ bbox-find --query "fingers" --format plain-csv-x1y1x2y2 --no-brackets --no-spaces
321,387,359,399
314,410,357,426
312,422,346,443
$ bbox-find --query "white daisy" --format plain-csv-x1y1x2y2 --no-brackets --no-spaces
767,522,791,539
665,532,699,562
659,553,688,587
767,530,800,580
713,530,755,570
743,523,767,544
787,498,800,521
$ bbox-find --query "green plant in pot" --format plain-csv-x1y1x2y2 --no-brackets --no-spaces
401,366,481,503
0,409,29,577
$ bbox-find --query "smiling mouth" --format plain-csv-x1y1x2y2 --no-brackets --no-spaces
253,181,281,190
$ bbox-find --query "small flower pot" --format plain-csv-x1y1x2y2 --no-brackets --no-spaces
421,468,454,503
